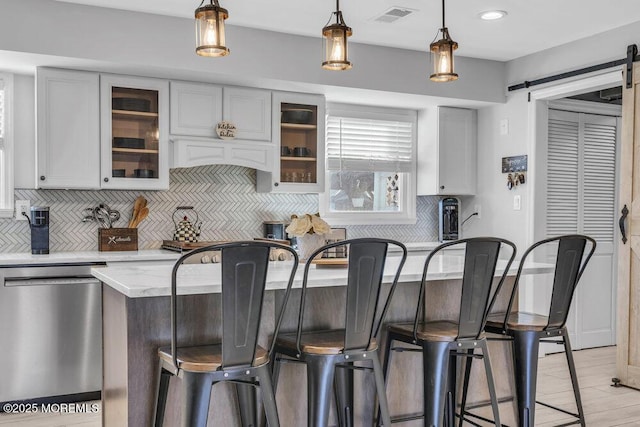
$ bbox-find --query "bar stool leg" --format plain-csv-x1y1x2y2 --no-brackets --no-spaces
256,364,281,427
377,333,395,427
181,372,214,427
512,331,540,427
457,349,474,427
479,341,501,427
423,341,451,427
237,382,258,427
334,364,354,427
153,361,172,427
307,356,337,427
371,352,392,427
561,329,586,426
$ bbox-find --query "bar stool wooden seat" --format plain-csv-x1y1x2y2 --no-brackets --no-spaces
153,241,299,427
272,238,408,427
482,234,596,427
380,237,516,427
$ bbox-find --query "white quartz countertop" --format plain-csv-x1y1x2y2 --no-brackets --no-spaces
92,253,554,298
0,249,179,266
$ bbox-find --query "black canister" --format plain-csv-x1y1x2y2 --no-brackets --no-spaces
263,221,287,240
30,206,50,254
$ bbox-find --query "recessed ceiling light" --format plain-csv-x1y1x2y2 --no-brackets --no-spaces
479,10,507,21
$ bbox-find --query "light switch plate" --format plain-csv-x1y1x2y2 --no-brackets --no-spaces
513,195,521,211
500,119,509,135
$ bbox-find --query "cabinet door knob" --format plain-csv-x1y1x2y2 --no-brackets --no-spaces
440,185,445,190
274,182,279,187
40,176,45,181
104,177,109,183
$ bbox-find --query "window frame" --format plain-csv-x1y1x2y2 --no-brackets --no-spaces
319,103,417,225
0,72,13,218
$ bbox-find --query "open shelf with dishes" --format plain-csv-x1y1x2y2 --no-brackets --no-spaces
100,74,168,189
110,86,160,179
256,92,325,193
279,103,319,184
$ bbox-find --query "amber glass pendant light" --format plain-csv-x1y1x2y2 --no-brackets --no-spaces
322,0,353,70
195,0,230,57
430,0,458,82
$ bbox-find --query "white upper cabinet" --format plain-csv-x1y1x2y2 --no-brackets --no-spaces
169,81,222,137
36,68,100,189
222,87,271,141
100,74,170,190
417,107,477,196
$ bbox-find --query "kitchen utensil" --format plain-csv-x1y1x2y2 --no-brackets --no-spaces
128,196,148,227
94,207,112,228
130,207,149,228
172,206,201,242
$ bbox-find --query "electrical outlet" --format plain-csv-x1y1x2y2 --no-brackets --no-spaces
15,200,30,221
474,204,481,219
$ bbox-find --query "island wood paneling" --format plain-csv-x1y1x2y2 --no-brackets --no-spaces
103,277,517,426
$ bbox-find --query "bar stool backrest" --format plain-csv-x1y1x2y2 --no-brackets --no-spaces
497,235,596,332
414,237,517,342
170,241,299,370
295,238,408,354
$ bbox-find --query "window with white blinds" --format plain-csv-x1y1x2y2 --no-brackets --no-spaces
326,116,414,172
320,103,417,225
546,109,617,242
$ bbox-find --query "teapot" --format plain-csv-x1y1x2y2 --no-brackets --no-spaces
172,206,201,242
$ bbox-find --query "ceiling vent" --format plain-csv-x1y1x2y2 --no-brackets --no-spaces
372,7,416,24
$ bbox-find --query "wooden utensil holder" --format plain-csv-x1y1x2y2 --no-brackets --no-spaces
99,228,138,251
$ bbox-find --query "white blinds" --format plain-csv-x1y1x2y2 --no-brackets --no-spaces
326,116,414,172
547,109,617,242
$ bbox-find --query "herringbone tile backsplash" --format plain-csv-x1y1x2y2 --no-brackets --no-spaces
0,165,439,253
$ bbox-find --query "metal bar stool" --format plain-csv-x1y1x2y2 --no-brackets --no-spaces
482,234,596,427
380,237,517,427
272,238,408,427
153,241,299,427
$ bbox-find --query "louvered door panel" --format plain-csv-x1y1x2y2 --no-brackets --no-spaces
547,114,579,236
583,115,617,243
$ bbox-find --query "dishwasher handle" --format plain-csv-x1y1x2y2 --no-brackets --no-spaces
3,277,101,287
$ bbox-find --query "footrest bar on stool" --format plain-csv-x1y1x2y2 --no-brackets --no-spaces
388,413,426,423
535,400,581,418
458,410,510,427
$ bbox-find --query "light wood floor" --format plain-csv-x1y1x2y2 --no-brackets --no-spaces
0,346,637,426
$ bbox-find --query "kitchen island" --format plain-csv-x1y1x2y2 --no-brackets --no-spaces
93,253,554,426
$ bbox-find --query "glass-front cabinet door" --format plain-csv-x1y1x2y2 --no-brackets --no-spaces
257,92,325,193
100,74,169,190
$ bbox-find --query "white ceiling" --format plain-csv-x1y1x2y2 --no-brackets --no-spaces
56,0,640,61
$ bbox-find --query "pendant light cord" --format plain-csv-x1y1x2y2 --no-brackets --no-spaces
441,0,445,28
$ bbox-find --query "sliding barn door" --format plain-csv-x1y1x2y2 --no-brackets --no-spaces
617,62,640,388
547,108,619,349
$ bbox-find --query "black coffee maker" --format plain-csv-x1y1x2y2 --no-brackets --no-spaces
28,206,50,254
438,197,459,242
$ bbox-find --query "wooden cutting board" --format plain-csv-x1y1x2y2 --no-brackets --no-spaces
161,240,226,252
310,258,348,267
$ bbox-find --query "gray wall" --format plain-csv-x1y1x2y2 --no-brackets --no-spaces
0,165,439,253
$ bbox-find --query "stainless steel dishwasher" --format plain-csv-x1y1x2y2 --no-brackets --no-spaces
0,263,105,403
